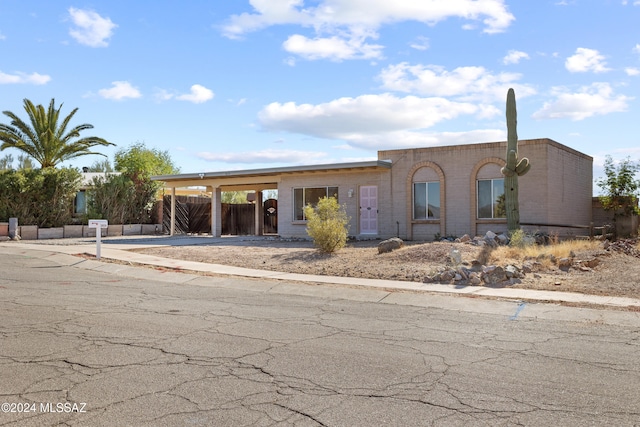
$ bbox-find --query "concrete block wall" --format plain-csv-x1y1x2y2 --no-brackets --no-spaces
380,139,593,240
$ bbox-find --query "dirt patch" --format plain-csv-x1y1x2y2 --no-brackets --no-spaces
131,238,640,300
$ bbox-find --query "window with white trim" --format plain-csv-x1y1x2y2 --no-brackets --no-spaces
477,178,505,219
293,186,338,220
413,182,440,219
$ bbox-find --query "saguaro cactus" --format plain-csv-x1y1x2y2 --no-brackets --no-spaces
501,88,531,233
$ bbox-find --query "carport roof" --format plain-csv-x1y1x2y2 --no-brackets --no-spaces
151,159,392,186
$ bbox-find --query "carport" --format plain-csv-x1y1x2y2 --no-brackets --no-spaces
152,160,392,237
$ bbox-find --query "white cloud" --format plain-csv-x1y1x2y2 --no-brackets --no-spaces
503,50,529,65
197,149,327,164
283,32,383,61
342,129,506,149
223,0,514,37
98,81,142,100
565,48,611,73
532,83,631,121
257,93,504,149
0,71,50,85
68,8,117,48
409,36,429,51
222,1,514,61
176,84,215,103
625,67,640,76
378,62,535,102
634,44,640,54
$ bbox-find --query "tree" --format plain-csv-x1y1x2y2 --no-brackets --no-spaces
88,142,179,224
86,158,114,172
0,154,13,170
0,98,114,168
114,142,179,177
304,197,350,253
597,155,640,217
16,154,34,170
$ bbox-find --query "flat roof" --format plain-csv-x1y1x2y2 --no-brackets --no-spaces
151,159,392,184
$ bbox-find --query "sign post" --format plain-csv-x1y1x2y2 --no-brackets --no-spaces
88,219,108,260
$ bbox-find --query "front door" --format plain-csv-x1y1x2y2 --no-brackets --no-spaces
359,186,378,235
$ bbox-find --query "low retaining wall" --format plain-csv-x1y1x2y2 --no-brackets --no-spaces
16,224,163,240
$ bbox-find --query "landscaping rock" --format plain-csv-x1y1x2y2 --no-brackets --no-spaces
482,265,507,284
378,237,404,254
558,257,572,271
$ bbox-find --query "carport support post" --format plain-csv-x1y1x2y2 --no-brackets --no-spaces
211,186,222,237
170,187,176,236
254,191,263,236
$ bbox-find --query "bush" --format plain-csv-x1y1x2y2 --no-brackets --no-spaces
87,173,159,224
0,168,80,227
304,197,350,253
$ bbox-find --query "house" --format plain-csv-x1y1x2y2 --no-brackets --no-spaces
152,138,593,240
75,172,120,216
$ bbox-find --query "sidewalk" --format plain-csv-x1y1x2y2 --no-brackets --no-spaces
2,235,639,309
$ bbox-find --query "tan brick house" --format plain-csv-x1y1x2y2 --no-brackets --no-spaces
153,138,593,240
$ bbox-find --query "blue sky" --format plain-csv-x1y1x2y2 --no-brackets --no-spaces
1,1,639,186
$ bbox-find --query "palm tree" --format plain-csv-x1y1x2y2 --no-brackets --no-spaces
0,98,114,168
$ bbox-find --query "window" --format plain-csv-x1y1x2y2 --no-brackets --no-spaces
477,179,505,219
293,186,339,220
413,182,440,219
74,190,87,215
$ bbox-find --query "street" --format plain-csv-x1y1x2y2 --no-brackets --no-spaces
0,249,639,426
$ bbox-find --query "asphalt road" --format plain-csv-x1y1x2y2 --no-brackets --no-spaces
1,250,639,426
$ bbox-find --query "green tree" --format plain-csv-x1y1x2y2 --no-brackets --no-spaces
222,191,250,204
303,197,350,253
114,142,179,177
0,153,13,170
0,98,114,168
86,158,114,172
88,142,179,224
16,154,34,170
597,155,640,216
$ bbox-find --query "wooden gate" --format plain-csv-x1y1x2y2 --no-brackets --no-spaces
221,203,255,235
163,196,265,235
162,195,211,234
263,199,278,234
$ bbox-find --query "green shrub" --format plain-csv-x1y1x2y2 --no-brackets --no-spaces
0,168,80,227
509,228,531,248
304,197,350,253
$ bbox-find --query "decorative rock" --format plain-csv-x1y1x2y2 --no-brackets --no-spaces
378,237,404,254
458,234,471,243
469,273,482,285
483,265,507,284
449,248,462,266
504,265,519,279
496,234,509,245
440,270,455,282
557,257,572,270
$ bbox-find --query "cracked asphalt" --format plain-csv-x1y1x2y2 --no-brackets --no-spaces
1,249,639,426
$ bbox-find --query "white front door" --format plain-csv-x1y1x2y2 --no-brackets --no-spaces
359,186,378,234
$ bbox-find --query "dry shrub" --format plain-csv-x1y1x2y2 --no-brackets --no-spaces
491,239,601,266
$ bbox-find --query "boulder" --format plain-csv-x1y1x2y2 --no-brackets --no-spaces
482,265,507,284
378,237,404,254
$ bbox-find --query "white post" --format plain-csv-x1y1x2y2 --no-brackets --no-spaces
170,187,176,236
96,226,102,260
